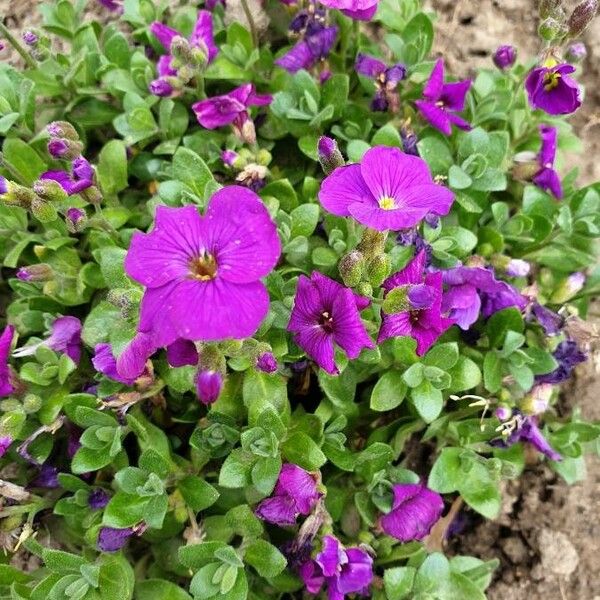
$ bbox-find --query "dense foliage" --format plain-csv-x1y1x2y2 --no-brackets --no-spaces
0,0,599,598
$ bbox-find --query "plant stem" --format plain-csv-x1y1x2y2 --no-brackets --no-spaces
240,0,258,48
0,22,36,69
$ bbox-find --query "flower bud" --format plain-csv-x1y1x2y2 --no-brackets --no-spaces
23,394,42,413
538,17,564,40
149,78,173,97
494,405,512,421
317,136,344,175
424,213,439,229
47,138,83,160
195,369,223,405
539,0,562,18
357,229,386,257
338,251,364,287
16,264,54,282
191,45,208,69
0,175,7,196
256,351,278,373
65,207,87,233
170,36,194,65
81,186,103,205
221,149,240,167
0,435,12,457
30,198,57,223
568,0,598,37
400,126,419,156
22,30,38,46
493,45,517,69
506,258,531,277
238,119,257,145
33,179,68,203
566,41,587,62
256,149,272,166
520,383,553,415
177,64,196,83
366,254,391,287
46,121,79,141
551,272,585,302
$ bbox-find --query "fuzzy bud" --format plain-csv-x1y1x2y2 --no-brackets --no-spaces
366,254,391,288
149,78,173,97
317,136,344,175
47,138,83,161
256,352,278,374
46,121,79,141
357,229,387,257
568,0,598,37
520,384,553,415
238,119,257,145
0,175,8,196
195,369,223,405
338,251,364,287
538,17,564,40
177,64,196,83
16,264,54,282
506,258,531,277
551,272,585,302
191,45,208,69
493,45,517,69
65,207,87,233
565,41,587,62
81,186,103,205
170,36,194,65
221,149,240,167
356,282,373,297
30,198,57,223
539,0,562,18
256,149,272,166
33,179,68,203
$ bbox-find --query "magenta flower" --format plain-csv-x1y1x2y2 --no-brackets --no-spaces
415,59,472,136
287,272,374,375
13,316,82,364
40,157,94,195
492,45,517,70
318,146,454,231
255,463,320,525
380,483,444,542
299,536,373,599
0,326,15,398
320,0,379,20
192,84,272,143
195,369,223,405
275,23,338,73
378,251,455,356
442,266,527,330
525,61,581,115
355,53,406,112
92,344,137,385
166,338,198,367
532,124,562,199
0,436,11,457
256,351,278,373
124,186,280,350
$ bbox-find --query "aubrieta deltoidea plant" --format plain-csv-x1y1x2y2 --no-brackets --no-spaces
0,0,599,598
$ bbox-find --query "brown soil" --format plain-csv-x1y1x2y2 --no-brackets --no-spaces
2,1,600,598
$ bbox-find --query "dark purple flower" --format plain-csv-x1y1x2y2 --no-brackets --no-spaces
195,369,223,405
320,0,379,20
0,326,15,398
0,436,11,457
256,351,278,373
536,340,587,384
380,483,444,542
97,526,135,552
40,157,94,195
319,146,454,231
397,229,432,264
92,343,137,385
531,303,564,335
276,23,338,74
124,187,280,350
287,272,374,375
97,0,123,10
378,251,454,355
442,266,527,330
415,59,472,135
532,124,562,199
89,488,110,510
299,536,373,599
355,53,406,112
255,463,320,525
525,60,581,115
31,464,59,488
400,127,419,156
493,45,517,69
166,339,198,367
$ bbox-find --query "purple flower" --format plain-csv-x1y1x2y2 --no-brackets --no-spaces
299,536,373,599
13,316,82,364
287,272,374,375
493,45,517,70
66,207,86,230
415,59,472,136
195,369,223,405
255,463,320,525
221,149,239,167
0,326,15,397
532,125,562,199
97,526,135,552
97,0,123,10
495,405,511,421
355,53,406,112
151,11,217,61
40,157,94,195
0,175,8,195
47,139,69,158
89,488,110,510
149,78,174,97
0,436,11,457
256,351,278,373
400,127,419,156
115,332,156,382
192,84,272,142
31,464,59,488
531,303,563,335
124,187,280,350
525,61,581,115
318,146,454,231
378,251,454,356
496,412,562,461
166,338,198,367
442,266,527,330
22,31,38,46
92,344,137,385
319,0,379,20
407,283,436,309
380,483,444,542
536,340,587,384
275,23,338,73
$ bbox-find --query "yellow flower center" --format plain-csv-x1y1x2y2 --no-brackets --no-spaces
378,196,396,210
543,70,561,91
189,254,217,281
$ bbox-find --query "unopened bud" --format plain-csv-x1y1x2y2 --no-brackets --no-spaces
338,251,364,287
195,369,223,405
256,351,278,373
317,136,344,175
493,45,517,70
494,405,512,421
568,0,598,36
170,36,194,65
538,17,564,40
81,186,103,205
30,198,57,223
356,282,373,297
221,149,241,168
550,272,585,302
22,30,38,46
16,264,54,282
0,175,8,196
33,179,68,203
357,229,386,257
65,207,87,233
520,383,553,415
177,64,195,83
239,119,257,145
566,41,587,62
506,258,531,277
366,254,391,287
47,138,83,160
539,0,562,18
149,78,173,97
512,155,541,182
46,121,79,141
191,45,208,68
256,149,272,166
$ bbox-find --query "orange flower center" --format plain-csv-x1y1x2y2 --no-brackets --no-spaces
189,254,217,281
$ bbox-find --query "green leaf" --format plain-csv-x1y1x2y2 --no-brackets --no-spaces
290,204,320,238
448,356,482,392
172,147,219,203
384,566,416,600
428,447,462,493
179,542,228,569
416,137,453,174
483,351,502,393
282,432,326,470
244,539,287,578
370,370,407,412
422,342,459,370
219,449,252,488
135,580,193,600
2,137,46,185
486,308,524,348
448,164,472,190
411,380,443,422
371,123,402,147
97,140,128,197
178,476,219,512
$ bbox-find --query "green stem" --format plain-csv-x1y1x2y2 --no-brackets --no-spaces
0,22,36,69
240,0,258,48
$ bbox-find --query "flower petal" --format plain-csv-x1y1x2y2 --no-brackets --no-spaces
319,164,372,217
150,22,180,50
415,100,452,135
423,58,444,100
190,10,218,62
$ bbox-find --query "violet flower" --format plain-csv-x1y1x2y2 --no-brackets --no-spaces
378,251,455,356
415,58,472,136
380,483,444,542
532,124,562,199
195,369,223,405
31,464,59,488
355,53,406,112
525,60,581,115
40,157,94,195
92,344,137,385
124,187,281,351
566,42,587,63
276,21,338,74
256,351,278,373
13,316,82,364
287,272,374,375
255,463,320,525
320,0,380,20
88,488,110,510
506,258,531,277
0,436,11,457
166,338,198,367
442,266,527,330
536,340,587,384
0,325,15,397
97,526,135,552
493,45,517,70
318,146,454,231
531,303,563,335
299,536,373,599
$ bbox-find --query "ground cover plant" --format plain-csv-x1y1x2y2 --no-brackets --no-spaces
0,0,599,598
